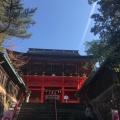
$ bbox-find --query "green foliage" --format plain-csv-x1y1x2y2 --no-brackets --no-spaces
0,0,37,45
85,40,116,65
0,33,9,44
85,0,120,66
85,40,104,64
90,0,120,47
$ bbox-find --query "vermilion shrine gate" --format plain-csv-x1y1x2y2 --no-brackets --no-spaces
17,48,94,103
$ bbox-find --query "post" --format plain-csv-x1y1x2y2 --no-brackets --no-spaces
54,92,57,120
41,86,44,103
62,87,64,103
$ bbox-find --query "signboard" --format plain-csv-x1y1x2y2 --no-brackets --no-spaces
112,110,119,120
2,110,13,120
64,95,69,103
64,95,69,100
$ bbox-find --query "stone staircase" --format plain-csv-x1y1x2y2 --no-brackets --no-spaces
16,103,87,120
57,103,86,120
17,103,55,120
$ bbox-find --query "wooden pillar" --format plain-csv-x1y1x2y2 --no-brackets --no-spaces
41,86,44,103
77,79,80,89
62,87,64,103
62,78,65,103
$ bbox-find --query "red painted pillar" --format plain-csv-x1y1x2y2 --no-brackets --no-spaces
41,86,44,103
77,79,80,89
62,87,64,103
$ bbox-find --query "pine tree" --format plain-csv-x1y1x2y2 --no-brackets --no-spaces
0,0,37,45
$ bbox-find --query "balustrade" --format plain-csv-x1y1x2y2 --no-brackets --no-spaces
22,62,84,76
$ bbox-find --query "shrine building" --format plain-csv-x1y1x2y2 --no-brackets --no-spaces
18,48,94,103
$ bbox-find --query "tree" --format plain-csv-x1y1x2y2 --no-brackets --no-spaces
86,1,120,118
90,0,120,46
0,0,37,45
0,33,9,45
85,0,120,66
85,40,106,65
7,49,30,72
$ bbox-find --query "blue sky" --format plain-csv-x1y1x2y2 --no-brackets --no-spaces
5,0,98,55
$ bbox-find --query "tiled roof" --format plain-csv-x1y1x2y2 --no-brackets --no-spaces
0,52,26,90
27,48,80,57
6,48,93,59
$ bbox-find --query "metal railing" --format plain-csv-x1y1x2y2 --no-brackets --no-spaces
54,93,58,120
12,93,24,119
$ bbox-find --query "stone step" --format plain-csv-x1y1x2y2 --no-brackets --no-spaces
17,116,55,120
17,114,55,117
22,104,54,107
18,111,55,115
17,103,86,120
56,103,86,108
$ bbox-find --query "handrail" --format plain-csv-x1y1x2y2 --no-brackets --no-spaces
12,93,24,118
54,93,58,120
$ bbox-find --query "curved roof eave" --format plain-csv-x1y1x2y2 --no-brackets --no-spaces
0,52,26,88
